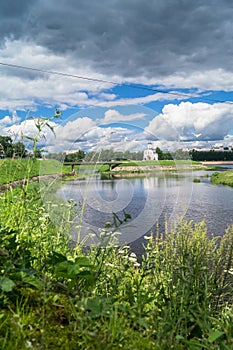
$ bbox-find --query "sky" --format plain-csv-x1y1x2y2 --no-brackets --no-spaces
0,0,233,154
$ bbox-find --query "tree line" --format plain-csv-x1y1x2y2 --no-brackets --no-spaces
46,149,144,162
48,148,188,162
46,148,190,162
189,150,233,161
3,134,232,162
0,135,42,159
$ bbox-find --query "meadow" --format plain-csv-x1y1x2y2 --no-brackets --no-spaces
1,160,233,349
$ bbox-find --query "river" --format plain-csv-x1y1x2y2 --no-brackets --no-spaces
55,165,233,254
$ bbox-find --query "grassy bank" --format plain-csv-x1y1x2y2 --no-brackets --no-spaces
0,159,65,185
99,160,205,174
211,170,233,187
1,181,233,348
120,160,200,166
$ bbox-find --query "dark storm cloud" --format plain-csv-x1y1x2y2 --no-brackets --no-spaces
0,0,36,40
1,0,233,79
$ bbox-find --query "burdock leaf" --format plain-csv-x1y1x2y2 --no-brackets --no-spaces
0,277,15,292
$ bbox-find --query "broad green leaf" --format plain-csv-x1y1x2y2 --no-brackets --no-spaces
48,252,67,265
75,256,92,267
20,273,45,290
0,277,15,292
208,330,224,343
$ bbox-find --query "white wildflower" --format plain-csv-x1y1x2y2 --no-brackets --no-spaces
114,231,122,235
134,262,140,267
89,233,96,238
128,256,137,263
144,235,151,240
25,341,32,348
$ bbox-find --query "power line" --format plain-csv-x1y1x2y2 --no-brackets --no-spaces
0,61,233,105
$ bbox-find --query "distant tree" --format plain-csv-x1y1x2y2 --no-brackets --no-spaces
84,151,99,162
172,149,190,160
12,141,27,158
46,152,65,161
99,149,114,161
190,150,233,161
124,150,143,160
153,147,173,160
155,147,164,160
64,150,85,162
163,151,173,160
34,149,43,159
28,149,43,159
84,150,143,161
0,136,13,157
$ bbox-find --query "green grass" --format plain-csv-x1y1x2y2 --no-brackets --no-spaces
97,160,202,174
98,163,111,172
1,181,233,348
0,159,64,185
193,178,201,183
116,160,199,166
211,170,233,187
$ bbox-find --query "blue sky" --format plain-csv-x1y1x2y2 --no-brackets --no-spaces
0,0,233,154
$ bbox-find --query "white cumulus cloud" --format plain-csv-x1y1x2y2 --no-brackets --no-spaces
99,109,147,124
144,102,233,142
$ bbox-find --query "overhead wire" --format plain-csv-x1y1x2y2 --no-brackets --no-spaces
0,61,233,105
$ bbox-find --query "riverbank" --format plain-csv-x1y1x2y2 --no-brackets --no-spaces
0,159,65,185
211,169,233,187
202,161,233,165
104,160,208,175
0,159,77,192
0,172,76,193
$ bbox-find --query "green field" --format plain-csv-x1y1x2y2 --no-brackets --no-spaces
211,170,233,187
0,159,64,185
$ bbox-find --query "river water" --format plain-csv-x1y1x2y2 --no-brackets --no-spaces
55,166,233,253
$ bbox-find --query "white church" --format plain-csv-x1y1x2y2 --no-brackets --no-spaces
143,142,158,161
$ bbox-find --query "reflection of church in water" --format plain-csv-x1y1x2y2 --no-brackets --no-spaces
143,142,158,161
143,177,159,189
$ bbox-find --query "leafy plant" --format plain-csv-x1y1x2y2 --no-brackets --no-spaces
23,108,61,159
